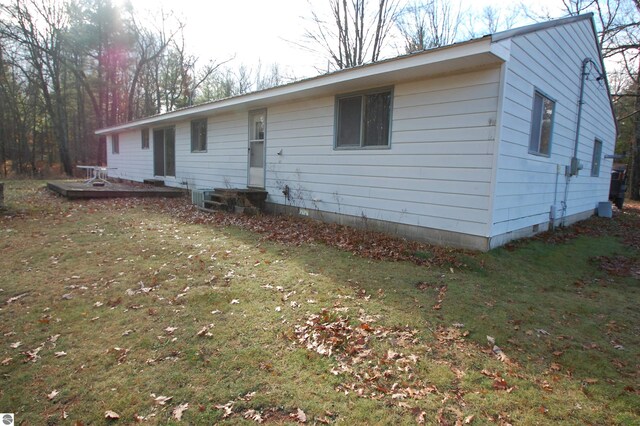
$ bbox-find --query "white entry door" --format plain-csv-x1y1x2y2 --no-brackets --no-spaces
248,110,266,188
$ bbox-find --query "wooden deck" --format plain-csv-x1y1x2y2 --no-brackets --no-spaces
47,180,185,200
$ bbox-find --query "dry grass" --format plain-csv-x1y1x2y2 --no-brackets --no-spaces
0,180,638,425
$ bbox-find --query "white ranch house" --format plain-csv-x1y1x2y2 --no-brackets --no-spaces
96,14,617,251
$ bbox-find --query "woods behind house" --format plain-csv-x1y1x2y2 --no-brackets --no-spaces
1,0,640,200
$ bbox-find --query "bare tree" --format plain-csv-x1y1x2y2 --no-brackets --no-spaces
561,0,640,199
0,0,74,174
304,0,401,70
125,12,179,120
480,6,520,34
397,0,462,52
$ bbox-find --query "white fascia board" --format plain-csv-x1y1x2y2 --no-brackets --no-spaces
490,39,511,62
96,38,496,136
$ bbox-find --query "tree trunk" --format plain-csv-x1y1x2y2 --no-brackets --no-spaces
631,71,640,200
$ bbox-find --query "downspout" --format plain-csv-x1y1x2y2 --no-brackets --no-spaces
571,58,604,175
561,58,604,226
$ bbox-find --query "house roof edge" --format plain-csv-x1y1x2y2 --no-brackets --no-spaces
491,13,594,42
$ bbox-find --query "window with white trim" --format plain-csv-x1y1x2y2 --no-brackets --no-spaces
591,139,602,177
529,91,555,156
112,134,119,154
336,88,392,148
191,118,207,152
141,128,149,149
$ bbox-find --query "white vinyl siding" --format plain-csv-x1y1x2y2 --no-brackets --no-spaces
265,68,500,238
492,18,616,239
107,130,153,181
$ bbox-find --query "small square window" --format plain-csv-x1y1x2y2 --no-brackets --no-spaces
591,139,602,177
529,92,555,156
112,134,119,154
191,119,207,152
141,128,149,150
336,88,392,149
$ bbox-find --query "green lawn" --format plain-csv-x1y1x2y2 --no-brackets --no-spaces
0,180,638,425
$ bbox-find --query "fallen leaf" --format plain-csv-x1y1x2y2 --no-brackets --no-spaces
486,335,495,346
215,402,234,418
196,324,214,337
154,395,173,405
22,346,43,362
493,345,509,362
104,410,120,420
6,292,29,304
296,408,307,423
230,299,239,305
165,327,177,335
243,409,263,423
55,351,67,357
493,378,509,390
541,380,553,392
1,357,12,365
172,403,189,421
464,414,475,424
47,389,59,400
9,341,21,349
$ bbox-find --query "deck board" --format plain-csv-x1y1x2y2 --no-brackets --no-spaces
47,180,185,199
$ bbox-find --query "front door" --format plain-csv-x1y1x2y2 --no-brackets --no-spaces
248,110,266,188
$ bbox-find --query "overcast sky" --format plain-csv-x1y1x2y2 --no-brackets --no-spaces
124,0,566,79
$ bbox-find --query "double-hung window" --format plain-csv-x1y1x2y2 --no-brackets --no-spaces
112,134,119,154
336,88,392,149
191,118,207,152
529,91,555,156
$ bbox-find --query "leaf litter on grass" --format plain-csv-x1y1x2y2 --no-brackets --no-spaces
293,307,469,422
2,182,639,424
